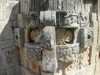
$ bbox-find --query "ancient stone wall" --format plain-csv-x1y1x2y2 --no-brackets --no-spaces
0,0,21,75
0,0,100,75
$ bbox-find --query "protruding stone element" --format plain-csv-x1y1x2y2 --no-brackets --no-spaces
41,26,57,73
56,10,79,28
40,26,56,50
98,0,100,21
80,27,94,48
40,11,56,26
14,28,24,47
57,43,79,62
80,12,89,27
25,43,42,61
18,14,24,27
23,12,39,28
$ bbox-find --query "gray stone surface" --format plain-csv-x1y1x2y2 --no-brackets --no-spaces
6,66,21,75
0,53,5,70
0,70,6,75
2,47,19,68
57,43,79,62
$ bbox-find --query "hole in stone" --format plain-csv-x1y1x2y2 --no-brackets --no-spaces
16,35,18,40
87,35,91,39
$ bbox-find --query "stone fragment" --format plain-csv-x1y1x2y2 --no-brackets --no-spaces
57,43,79,62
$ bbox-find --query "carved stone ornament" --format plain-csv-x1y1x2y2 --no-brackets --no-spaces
57,43,79,62
25,43,42,61
80,27,94,48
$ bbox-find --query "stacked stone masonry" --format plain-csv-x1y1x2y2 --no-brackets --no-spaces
0,0,100,75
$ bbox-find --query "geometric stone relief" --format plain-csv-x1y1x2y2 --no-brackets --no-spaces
1,47,19,68
80,27,94,48
25,43,42,61
57,43,79,62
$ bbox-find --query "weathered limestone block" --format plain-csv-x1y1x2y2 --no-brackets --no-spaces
0,70,6,75
80,12,89,27
41,26,57,73
2,47,19,68
56,11,79,28
25,43,42,61
57,43,79,62
40,11,56,26
6,66,21,75
80,27,94,48
14,28,24,47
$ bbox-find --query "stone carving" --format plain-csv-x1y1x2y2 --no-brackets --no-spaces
25,43,42,61
57,11,79,28
14,28,24,47
57,43,79,62
23,12,39,28
80,27,94,48
80,12,89,27
40,11,56,26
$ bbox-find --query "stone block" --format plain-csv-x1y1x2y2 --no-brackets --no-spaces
57,43,79,62
6,66,21,75
2,47,19,68
25,43,42,61
0,70,6,75
40,11,56,26
41,26,57,73
14,28,24,47
80,27,94,48
56,10,79,28
0,22,13,40
41,72,54,75
80,12,89,27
